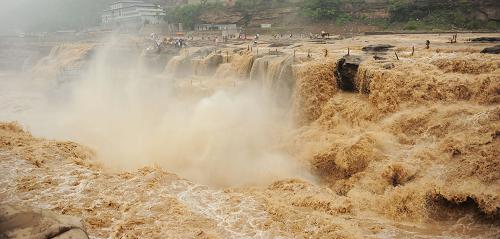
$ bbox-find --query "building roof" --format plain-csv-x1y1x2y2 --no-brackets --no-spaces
104,3,163,12
111,1,145,4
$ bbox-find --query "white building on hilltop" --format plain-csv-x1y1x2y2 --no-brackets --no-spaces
101,1,166,27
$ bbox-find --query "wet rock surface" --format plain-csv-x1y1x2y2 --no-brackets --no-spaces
471,37,500,42
361,44,395,52
335,55,362,92
0,204,89,239
480,45,500,54
268,43,292,48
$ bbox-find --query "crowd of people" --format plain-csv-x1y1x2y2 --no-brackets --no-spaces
145,32,188,54
145,29,333,53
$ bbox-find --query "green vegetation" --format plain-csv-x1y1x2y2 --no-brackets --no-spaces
234,0,287,11
165,4,202,30
388,0,498,30
300,0,342,21
300,0,359,26
162,0,499,31
296,0,497,30
164,0,498,31
2,0,497,34
162,0,291,29
362,17,390,29
165,2,224,30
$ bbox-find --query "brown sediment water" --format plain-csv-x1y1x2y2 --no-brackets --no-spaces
214,52,255,80
291,59,337,125
31,44,95,83
1,34,499,238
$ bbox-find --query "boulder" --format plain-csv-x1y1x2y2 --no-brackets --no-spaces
335,55,362,92
361,44,395,52
0,204,89,239
383,63,395,69
268,43,292,48
471,37,500,43
480,45,500,54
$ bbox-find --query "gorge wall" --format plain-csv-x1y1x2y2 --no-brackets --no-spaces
196,0,499,28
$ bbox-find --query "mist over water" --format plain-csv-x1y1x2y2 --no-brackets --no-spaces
6,39,312,187
1,29,499,238
0,0,107,34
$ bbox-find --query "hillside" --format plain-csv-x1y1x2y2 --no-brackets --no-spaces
1,0,498,34
172,0,500,31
